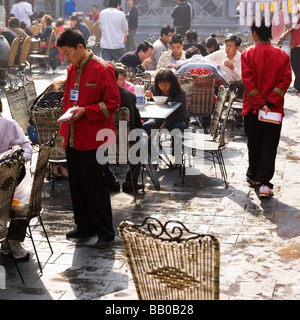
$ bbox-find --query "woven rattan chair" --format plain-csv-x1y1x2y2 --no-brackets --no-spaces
0,38,20,84
29,30,54,75
15,36,32,75
119,217,220,300
5,83,30,134
0,147,25,284
22,77,37,111
24,134,56,273
182,90,236,188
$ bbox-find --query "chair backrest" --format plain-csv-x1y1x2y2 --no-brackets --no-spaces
217,90,237,148
45,30,54,55
104,107,130,165
5,83,30,134
22,77,37,110
119,217,220,300
7,38,20,67
30,25,38,36
84,19,94,33
52,26,60,37
91,22,101,42
18,36,32,65
183,73,216,115
0,148,24,242
27,134,55,221
31,106,65,160
210,85,229,140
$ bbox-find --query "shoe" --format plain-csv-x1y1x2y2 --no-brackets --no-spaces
122,181,143,193
39,68,45,75
95,238,115,249
246,177,261,187
108,180,120,192
259,184,273,198
52,68,59,74
1,240,30,260
66,229,96,239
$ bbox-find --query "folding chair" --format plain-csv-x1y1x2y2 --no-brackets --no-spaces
119,217,220,300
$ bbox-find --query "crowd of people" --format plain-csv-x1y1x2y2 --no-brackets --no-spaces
0,0,296,261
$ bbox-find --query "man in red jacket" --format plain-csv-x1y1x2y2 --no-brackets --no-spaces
57,28,120,248
242,18,292,198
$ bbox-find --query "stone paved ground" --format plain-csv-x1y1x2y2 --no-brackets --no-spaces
0,67,299,300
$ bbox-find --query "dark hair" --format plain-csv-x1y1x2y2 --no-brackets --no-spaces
70,15,80,23
20,21,27,29
43,14,53,26
205,34,220,51
55,18,65,27
225,34,242,47
160,24,174,37
57,28,87,49
92,4,99,9
251,17,272,42
170,34,183,45
154,69,181,99
0,98,2,113
185,46,200,59
185,29,198,42
8,17,20,28
109,0,121,8
114,62,128,77
136,40,153,53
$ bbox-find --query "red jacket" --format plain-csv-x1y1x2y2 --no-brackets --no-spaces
241,43,292,116
60,51,120,150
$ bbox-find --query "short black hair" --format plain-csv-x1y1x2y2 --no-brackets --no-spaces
225,34,242,47
170,34,183,45
185,29,198,42
136,40,153,53
57,28,86,49
185,46,200,59
251,17,272,42
109,0,121,8
205,34,220,51
70,15,80,23
160,24,174,37
8,17,20,28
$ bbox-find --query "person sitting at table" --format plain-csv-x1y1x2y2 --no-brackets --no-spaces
36,14,59,74
70,15,91,43
144,69,190,133
20,21,33,37
118,40,153,73
183,29,208,57
204,33,220,54
8,17,28,41
115,62,135,93
156,34,186,71
55,18,68,32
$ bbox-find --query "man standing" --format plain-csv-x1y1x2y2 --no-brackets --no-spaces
118,40,153,72
64,0,76,20
242,18,292,198
148,24,174,70
10,0,33,26
57,28,120,248
125,0,138,52
171,0,194,39
100,0,128,62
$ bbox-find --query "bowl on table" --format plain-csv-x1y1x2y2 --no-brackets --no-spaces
152,96,168,105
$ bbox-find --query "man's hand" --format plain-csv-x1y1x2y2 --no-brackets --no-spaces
70,107,85,121
60,139,65,152
261,105,271,115
223,59,234,70
142,58,152,69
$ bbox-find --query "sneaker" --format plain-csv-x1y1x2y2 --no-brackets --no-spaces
246,177,261,187
259,184,273,198
52,68,59,74
39,68,46,75
122,181,143,193
1,240,30,260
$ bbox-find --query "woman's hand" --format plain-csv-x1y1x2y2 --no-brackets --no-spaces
145,90,153,98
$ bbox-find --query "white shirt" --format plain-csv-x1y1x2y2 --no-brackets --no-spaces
0,114,32,162
205,49,241,83
10,1,33,26
99,7,128,49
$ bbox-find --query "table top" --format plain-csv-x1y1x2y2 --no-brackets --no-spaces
139,101,182,120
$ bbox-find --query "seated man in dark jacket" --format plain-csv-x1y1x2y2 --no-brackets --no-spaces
118,40,153,72
70,15,91,43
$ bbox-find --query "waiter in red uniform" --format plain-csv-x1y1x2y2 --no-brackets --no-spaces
242,17,292,198
57,28,120,248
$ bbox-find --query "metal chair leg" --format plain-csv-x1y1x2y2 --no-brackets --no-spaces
5,239,25,284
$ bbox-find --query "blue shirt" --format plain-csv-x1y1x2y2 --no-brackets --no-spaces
64,0,76,20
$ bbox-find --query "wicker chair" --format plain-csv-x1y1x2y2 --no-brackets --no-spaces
119,217,220,300
0,37,20,84
22,77,37,111
5,83,30,134
0,147,25,284
182,90,236,188
182,73,216,128
15,36,32,76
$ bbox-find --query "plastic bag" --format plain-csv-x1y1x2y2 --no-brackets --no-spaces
11,166,33,219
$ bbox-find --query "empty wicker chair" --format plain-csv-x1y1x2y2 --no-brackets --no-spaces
119,217,220,300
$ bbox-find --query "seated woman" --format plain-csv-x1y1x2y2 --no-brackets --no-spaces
144,69,190,133
36,14,59,74
115,63,135,93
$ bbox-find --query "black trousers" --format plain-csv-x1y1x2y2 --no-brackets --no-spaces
66,147,114,241
291,47,300,90
244,113,282,189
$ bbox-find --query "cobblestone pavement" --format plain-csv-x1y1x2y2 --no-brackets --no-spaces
0,67,299,300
